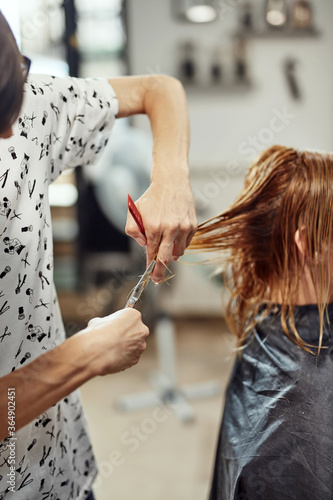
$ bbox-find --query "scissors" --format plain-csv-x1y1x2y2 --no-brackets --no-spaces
125,195,155,309
125,259,156,308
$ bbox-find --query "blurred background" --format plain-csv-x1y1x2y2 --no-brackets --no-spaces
1,0,333,498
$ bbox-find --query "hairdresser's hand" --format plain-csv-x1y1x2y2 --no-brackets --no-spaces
83,309,149,376
125,174,197,283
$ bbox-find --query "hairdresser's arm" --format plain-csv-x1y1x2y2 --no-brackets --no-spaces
0,309,148,441
109,75,197,283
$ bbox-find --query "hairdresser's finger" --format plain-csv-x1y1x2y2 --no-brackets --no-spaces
172,216,197,259
171,233,188,261
145,225,161,269
152,233,176,283
125,210,147,247
185,221,198,248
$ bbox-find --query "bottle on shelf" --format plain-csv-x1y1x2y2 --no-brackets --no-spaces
265,0,287,28
290,0,313,29
239,1,255,31
178,41,197,85
233,39,249,83
210,46,223,85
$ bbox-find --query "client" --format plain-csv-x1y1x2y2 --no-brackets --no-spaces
190,145,333,499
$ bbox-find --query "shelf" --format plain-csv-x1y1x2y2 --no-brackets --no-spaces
80,50,123,61
234,26,320,39
182,80,253,95
76,9,120,19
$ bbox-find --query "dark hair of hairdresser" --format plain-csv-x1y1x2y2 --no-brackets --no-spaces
190,145,333,354
0,11,25,134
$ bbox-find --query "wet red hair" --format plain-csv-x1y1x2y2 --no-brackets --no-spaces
190,145,333,353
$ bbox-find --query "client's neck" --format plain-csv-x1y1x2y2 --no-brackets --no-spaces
270,265,324,306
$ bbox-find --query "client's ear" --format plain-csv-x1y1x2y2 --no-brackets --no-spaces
294,228,307,257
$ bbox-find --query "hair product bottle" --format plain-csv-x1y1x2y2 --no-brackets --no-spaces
290,1,313,29
265,0,287,27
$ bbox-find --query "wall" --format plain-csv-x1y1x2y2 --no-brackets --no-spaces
127,0,333,166
0,0,21,45
126,0,333,316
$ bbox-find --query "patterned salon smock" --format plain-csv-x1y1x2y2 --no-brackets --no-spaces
0,74,118,499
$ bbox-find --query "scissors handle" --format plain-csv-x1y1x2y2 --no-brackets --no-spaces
128,194,145,237
125,297,136,308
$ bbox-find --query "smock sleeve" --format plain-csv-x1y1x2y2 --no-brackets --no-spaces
20,74,118,183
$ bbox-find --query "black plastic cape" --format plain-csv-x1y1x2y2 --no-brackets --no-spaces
209,304,333,500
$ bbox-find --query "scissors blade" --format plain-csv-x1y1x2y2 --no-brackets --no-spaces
125,260,156,308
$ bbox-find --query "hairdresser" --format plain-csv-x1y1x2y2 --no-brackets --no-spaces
0,10,197,500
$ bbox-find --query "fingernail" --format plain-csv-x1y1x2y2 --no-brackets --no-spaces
137,237,146,246
172,256,180,262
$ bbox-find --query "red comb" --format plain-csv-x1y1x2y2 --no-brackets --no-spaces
128,194,146,237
